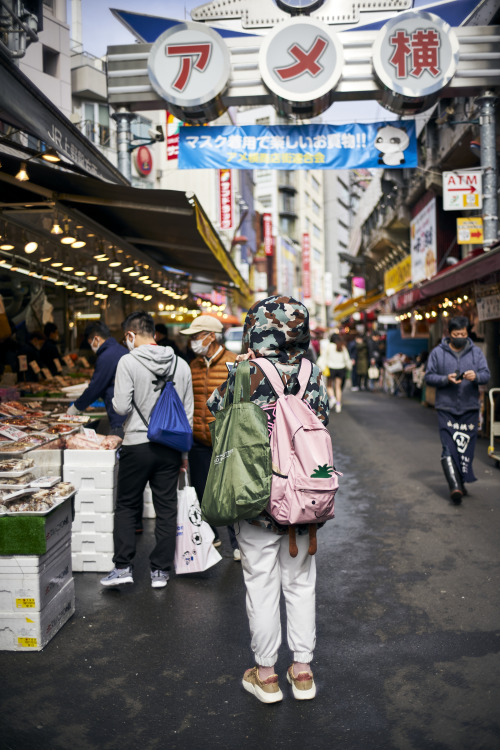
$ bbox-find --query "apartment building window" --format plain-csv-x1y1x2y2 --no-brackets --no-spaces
313,223,321,239
304,191,310,207
311,175,320,191
43,0,54,9
312,199,321,216
81,102,111,147
42,46,59,77
259,195,272,208
281,194,296,214
280,216,296,238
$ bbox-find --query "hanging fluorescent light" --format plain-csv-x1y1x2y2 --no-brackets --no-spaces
40,256,52,263
62,266,74,272
74,270,86,276
108,283,118,289
24,241,38,254
0,241,15,251
123,266,133,273
116,286,125,292
129,270,140,277
50,261,63,267
87,275,98,281
139,275,149,281
144,295,152,301
109,261,121,267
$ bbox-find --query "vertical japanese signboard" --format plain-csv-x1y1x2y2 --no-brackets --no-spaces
302,233,311,300
263,213,273,256
218,169,233,230
411,198,437,284
166,112,180,160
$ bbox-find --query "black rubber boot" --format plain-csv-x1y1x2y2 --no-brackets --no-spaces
441,455,464,504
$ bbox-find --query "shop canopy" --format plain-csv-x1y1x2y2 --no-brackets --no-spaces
0,151,252,307
333,290,385,321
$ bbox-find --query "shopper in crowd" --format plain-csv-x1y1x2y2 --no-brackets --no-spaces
207,296,329,704
425,315,490,504
40,322,62,375
367,332,383,390
16,330,45,382
179,315,239,557
100,311,193,589
155,323,181,358
319,333,351,412
350,334,370,391
67,322,127,437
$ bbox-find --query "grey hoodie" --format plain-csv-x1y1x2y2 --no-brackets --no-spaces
112,344,194,447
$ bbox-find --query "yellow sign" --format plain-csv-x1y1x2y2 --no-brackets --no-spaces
384,255,412,295
16,598,36,609
457,217,483,245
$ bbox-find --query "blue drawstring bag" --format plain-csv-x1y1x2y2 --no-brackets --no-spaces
132,357,193,452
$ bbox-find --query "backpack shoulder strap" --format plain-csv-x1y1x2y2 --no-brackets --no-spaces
297,358,312,399
253,358,285,397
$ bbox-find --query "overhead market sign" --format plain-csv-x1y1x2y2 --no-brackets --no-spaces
443,171,482,211
178,121,417,171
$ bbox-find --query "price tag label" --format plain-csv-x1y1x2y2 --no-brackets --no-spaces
54,358,63,373
78,357,90,368
41,368,52,380
83,428,99,442
55,376,67,387
16,598,36,609
30,475,61,488
0,425,27,441
63,355,74,369
17,637,38,648
29,360,41,375
18,355,28,372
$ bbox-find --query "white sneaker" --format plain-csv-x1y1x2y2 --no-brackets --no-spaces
328,396,335,409
233,548,241,561
100,567,133,587
151,570,169,588
335,402,341,413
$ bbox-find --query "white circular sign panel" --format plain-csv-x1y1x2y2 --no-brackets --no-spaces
148,22,231,108
259,17,343,103
372,11,459,99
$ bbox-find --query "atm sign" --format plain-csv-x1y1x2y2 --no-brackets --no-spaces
443,171,482,211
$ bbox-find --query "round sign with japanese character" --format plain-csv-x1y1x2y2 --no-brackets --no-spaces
372,11,459,99
148,21,231,109
259,17,343,107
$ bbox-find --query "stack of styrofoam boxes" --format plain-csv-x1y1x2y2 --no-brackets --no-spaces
143,483,156,519
0,498,75,651
63,450,117,572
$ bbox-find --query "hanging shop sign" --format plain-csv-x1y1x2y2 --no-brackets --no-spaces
372,11,459,114
263,213,274,257
134,145,153,177
457,217,484,245
475,282,500,322
148,22,231,123
277,236,297,297
178,121,417,171
259,16,343,118
384,255,412,295
443,171,482,211
411,198,437,284
302,233,311,300
166,112,181,160
218,169,233,231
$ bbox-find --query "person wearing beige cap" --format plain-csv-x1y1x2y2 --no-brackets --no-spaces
180,315,240,557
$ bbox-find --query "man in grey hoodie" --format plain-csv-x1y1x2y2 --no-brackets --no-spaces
101,311,194,589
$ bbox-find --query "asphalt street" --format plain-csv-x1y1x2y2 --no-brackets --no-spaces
1,390,499,750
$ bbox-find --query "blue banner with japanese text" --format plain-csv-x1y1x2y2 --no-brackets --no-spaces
178,121,417,170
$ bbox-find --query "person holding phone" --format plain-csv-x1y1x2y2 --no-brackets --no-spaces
179,315,239,557
425,316,490,504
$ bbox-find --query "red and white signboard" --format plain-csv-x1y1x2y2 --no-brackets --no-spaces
166,112,180,160
443,171,482,211
135,145,153,177
302,233,311,300
263,213,273,256
218,169,233,230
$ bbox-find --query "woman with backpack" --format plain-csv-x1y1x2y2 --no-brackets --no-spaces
207,296,329,704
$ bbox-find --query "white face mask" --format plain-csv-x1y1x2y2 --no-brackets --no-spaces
191,336,211,357
125,332,136,352
90,338,100,354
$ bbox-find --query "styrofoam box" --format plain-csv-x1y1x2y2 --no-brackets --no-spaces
0,537,70,574
30,449,63,476
72,551,114,573
63,465,117,491
0,578,75,651
72,512,114,534
63,449,117,468
74,489,115,515
0,542,72,613
143,501,156,519
71,531,114,554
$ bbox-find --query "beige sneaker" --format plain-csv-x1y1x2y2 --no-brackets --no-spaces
287,665,317,700
242,667,283,704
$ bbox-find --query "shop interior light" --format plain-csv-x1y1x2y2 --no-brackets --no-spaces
40,148,60,163
50,218,63,235
129,271,140,277
24,241,38,254
71,237,86,249
123,266,133,273
74,270,86,276
39,255,51,262
109,261,121,267
87,275,98,281
158,303,164,311
97,280,108,285
144,295,152,301
94,255,109,261
143,279,153,285
136,294,145,299
139,275,149,281
60,224,76,244
123,290,132,295
75,287,86,292
108,283,118,289
116,286,125,292
85,291,94,296
62,266,74,272
50,261,63,267
66,284,76,290
0,241,15,250
55,280,66,286
151,283,161,289
15,162,29,182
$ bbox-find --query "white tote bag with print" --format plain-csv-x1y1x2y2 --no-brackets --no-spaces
174,479,222,574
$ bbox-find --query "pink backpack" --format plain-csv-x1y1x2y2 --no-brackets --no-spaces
254,358,341,555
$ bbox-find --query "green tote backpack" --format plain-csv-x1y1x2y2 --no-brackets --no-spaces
201,360,272,526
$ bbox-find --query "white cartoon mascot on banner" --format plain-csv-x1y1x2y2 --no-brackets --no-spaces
375,125,410,166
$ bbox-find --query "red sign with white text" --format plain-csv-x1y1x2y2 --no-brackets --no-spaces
302,233,311,299
219,169,233,230
263,213,273,256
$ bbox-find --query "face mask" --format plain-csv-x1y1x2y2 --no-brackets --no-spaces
126,332,135,352
451,337,467,349
90,338,100,354
191,337,211,357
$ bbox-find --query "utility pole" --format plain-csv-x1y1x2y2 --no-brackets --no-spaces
478,90,498,248
112,108,134,183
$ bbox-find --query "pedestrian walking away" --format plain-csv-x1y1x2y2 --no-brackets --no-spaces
207,295,329,704
318,333,351,412
425,315,490,504
179,314,239,558
101,311,193,589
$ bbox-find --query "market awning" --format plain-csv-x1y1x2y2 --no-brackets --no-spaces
0,46,127,185
0,151,252,306
333,290,385,320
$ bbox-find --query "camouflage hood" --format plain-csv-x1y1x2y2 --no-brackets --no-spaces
242,295,310,364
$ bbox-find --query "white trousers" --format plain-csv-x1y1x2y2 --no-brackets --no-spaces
237,521,316,667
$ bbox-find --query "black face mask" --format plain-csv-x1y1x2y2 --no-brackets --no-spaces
450,337,467,349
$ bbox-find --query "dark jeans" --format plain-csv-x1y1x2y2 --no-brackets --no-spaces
189,440,238,550
113,442,181,571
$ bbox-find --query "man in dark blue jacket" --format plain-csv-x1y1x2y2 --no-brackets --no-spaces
425,316,490,504
67,322,127,436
